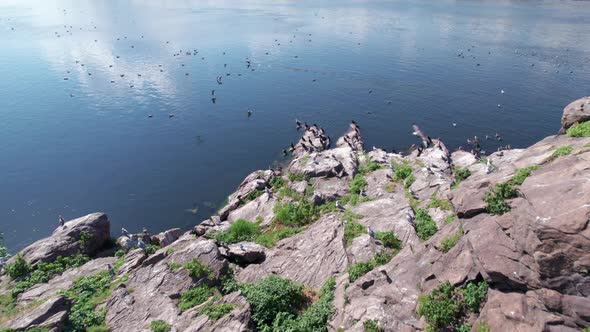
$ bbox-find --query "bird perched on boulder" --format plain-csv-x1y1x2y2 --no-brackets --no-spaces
336,201,345,211
58,215,65,227
367,227,375,239
137,239,147,251
122,228,130,237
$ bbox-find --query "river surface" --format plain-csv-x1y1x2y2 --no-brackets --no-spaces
1,0,589,252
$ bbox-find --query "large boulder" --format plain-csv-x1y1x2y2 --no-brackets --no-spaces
0,295,70,331
10,212,110,266
560,96,590,133
225,242,266,264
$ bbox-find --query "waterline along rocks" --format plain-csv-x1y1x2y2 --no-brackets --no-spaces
1,99,590,331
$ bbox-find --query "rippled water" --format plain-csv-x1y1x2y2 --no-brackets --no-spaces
1,0,589,252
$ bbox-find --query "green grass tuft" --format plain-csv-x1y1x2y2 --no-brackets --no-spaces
199,302,236,321
349,174,368,195
552,145,573,158
415,209,437,241
184,258,214,280
179,285,214,312
375,231,402,251
426,195,453,211
566,121,590,137
150,320,171,332
214,219,261,245
274,199,318,227
363,319,383,332
439,227,464,253
344,220,366,247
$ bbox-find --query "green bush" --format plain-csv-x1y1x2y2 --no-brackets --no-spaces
115,250,125,258
5,254,31,280
439,227,464,253
243,189,263,203
350,174,368,195
426,196,453,211
348,261,374,283
184,258,214,280
270,277,336,332
415,209,437,241
358,160,382,175
0,232,7,260
241,275,305,330
509,166,540,186
79,231,94,251
457,323,472,332
145,244,160,255
417,281,460,330
87,325,110,332
12,254,90,297
269,176,286,190
552,145,573,158
363,319,383,332
375,231,402,251
452,167,472,189
484,180,521,216
344,220,366,247
460,281,488,313
215,219,261,245
255,227,302,248
64,271,113,331
288,172,307,182
445,213,456,224
199,302,235,321
274,200,318,227
167,261,181,272
373,251,393,266
150,320,171,332
417,281,489,331
566,121,590,137
393,164,413,182
179,285,214,311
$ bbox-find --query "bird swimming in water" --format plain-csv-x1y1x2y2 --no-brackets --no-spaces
501,89,505,94
247,109,252,117
295,119,302,130
58,215,65,227
122,228,129,237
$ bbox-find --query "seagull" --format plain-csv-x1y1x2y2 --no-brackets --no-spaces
247,109,253,117
485,159,494,174
406,211,415,226
107,264,115,276
367,227,375,239
501,89,505,94
409,187,416,198
265,187,271,197
335,201,345,211
58,215,65,227
122,228,130,237
359,189,366,197
452,123,457,127
137,239,147,251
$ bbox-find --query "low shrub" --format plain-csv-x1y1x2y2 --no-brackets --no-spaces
288,172,307,182
184,258,214,280
358,159,382,175
199,302,235,321
145,244,160,255
179,285,214,311
375,231,402,251
566,121,590,137
167,261,181,272
5,254,31,280
439,227,464,253
86,325,110,332
363,319,383,332
269,176,286,190
64,271,114,331
255,227,302,248
509,166,540,186
552,145,573,158
215,219,260,245
348,251,394,282
415,209,437,241
349,174,368,195
150,320,171,332
274,200,318,227
344,220,366,247
241,275,305,330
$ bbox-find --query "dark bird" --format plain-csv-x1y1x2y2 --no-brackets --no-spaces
58,215,65,227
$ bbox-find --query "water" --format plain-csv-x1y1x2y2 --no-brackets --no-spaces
1,0,589,252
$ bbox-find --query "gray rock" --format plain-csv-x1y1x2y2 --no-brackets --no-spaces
226,242,266,264
0,295,70,331
560,96,590,133
10,212,110,266
155,228,182,247
176,291,251,332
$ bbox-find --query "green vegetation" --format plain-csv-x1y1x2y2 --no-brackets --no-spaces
417,281,488,331
12,254,90,298
269,176,286,190
344,220,365,247
393,163,413,182
274,199,318,227
375,231,402,251
243,189,264,203
509,165,541,186
63,271,114,331
115,250,125,258
452,167,472,189
199,302,236,321
457,323,472,332
445,213,456,224
0,232,7,261
426,194,453,211
179,285,214,311
5,254,30,280
184,258,214,280
483,166,540,215
348,251,394,282
288,172,308,182
358,158,382,175
552,145,573,158
270,277,336,332
86,325,109,332
165,248,174,256
241,275,305,330
476,322,490,332
415,209,437,241
255,227,302,248
150,320,171,332
566,121,590,137
79,231,94,251
363,319,383,332
439,227,464,253
349,174,368,195
167,261,181,272
214,219,261,245
145,244,160,255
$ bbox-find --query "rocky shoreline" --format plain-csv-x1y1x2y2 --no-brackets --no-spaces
1,97,589,332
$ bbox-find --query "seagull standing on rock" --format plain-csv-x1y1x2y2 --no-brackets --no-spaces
122,228,130,237
367,227,375,239
485,159,494,174
137,239,147,251
336,201,345,211
406,211,415,226
58,215,65,227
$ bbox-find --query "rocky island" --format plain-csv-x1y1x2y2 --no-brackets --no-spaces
1,97,589,332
